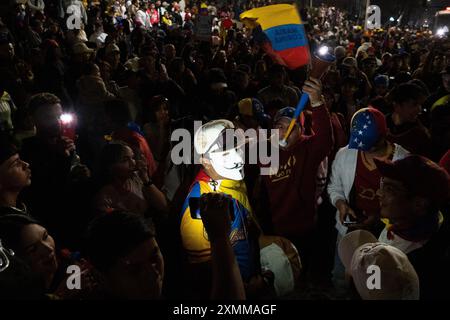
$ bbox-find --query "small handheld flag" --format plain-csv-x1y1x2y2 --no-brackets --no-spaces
240,4,310,70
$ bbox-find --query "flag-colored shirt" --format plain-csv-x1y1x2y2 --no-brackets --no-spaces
179,170,258,281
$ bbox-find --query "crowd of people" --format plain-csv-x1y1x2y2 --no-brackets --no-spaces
0,0,449,300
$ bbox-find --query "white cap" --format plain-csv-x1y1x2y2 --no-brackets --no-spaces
194,119,234,155
339,230,420,300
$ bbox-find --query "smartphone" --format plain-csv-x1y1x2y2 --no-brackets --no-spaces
189,195,235,221
343,215,358,226
60,113,76,140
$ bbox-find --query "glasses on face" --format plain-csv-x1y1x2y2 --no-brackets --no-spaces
380,177,409,198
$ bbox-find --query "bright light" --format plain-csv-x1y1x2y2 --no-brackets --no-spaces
60,113,74,124
318,46,329,56
389,17,395,22
436,26,449,37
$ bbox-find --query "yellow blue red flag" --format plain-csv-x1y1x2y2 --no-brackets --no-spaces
240,4,310,69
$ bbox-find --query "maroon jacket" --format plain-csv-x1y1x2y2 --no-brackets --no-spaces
261,105,333,237
386,116,431,157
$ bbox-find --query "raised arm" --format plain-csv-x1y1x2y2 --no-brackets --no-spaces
200,193,246,300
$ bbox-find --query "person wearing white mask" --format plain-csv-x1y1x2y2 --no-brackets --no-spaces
179,119,272,299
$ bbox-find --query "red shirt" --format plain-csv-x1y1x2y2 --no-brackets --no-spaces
354,151,381,218
222,18,233,29
148,9,159,25
261,105,333,237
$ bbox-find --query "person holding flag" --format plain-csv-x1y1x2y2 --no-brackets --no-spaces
257,77,333,287
242,3,334,287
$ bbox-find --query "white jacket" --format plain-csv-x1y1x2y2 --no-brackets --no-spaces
136,9,151,29
327,144,409,235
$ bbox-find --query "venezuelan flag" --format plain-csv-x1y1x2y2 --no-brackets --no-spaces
240,4,310,69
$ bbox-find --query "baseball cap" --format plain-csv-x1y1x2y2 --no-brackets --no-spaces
194,119,237,155
374,74,389,87
374,155,450,206
273,107,306,128
348,107,387,151
238,98,271,125
274,107,295,122
339,230,420,300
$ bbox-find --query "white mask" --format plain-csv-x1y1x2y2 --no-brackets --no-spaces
209,147,245,181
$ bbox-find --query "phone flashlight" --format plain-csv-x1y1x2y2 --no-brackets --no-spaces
60,113,76,140
317,45,329,57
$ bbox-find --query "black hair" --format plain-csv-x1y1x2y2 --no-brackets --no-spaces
268,64,286,77
27,92,61,116
84,211,155,272
392,83,425,104
96,142,130,185
0,252,47,299
0,214,40,253
231,70,248,82
0,133,18,165
408,79,430,97
104,98,132,126
142,95,169,124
